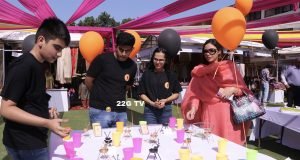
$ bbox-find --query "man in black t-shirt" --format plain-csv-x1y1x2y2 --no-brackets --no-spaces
0,17,70,160
85,32,137,128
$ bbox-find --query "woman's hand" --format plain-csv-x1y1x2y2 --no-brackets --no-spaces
217,87,237,99
186,106,197,120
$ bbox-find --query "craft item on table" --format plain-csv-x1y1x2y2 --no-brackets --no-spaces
192,122,213,142
216,153,228,160
280,107,300,114
130,157,143,160
139,122,149,135
116,121,124,133
190,154,203,160
112,132,121,147
63,127,72,141
176,129,185,143
97,144,109,160
104,132,112,146
83,122,91,138
218,138,228,154
146,139,161,160
177,118,184,130
181,134,192,152
123,126,132,138
178,148,190,160
72,132,82,148
132,137,143,153
149,130,159,143
169,117,176,129
92,122,102,137
160,123,172,134
246,149,258,160
112,154,120,160
123,147,134,160
63,141,75,159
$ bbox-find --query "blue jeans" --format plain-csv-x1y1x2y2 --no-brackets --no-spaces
6,146,49,160
144,104,172,124
89,107,127,128
259,81,269,103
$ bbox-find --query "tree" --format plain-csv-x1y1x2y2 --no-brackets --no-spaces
68,22,76,26
121,18,134,24
95,12,120,27
78,16,96,26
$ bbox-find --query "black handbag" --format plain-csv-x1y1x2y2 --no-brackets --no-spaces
230,91,265,124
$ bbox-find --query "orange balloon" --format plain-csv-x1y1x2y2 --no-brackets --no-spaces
125,30,141,58
235,0,253,16
212,7,246,51
79,31,104,63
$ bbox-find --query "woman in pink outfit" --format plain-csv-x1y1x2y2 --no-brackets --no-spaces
181,39,251,145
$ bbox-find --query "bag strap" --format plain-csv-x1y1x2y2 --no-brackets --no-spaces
232,54,248,148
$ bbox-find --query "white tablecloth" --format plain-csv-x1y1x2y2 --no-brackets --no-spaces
49,125,275,160
255,107,300,150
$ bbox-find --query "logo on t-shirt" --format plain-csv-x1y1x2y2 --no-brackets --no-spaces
164,82,169,89
124,74,130,81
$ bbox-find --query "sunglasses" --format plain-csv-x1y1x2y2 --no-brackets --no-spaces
203,48,218,55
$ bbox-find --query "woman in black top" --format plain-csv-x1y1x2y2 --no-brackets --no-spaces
138,47,182,124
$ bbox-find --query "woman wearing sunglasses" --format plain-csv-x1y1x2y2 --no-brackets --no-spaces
181,39,251,145
137,47,182,124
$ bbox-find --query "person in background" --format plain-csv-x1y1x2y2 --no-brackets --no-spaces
85,32,137,128
137,47,182,124
181,39,251,145
259,64,273,105
281,60,300,107
78,78,89,109
0,17,70,160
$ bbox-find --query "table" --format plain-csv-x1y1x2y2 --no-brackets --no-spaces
49,125,275,160
255,107,300,150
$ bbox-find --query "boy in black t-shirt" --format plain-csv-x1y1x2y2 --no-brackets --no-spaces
0,17,70,160
85,32,137,128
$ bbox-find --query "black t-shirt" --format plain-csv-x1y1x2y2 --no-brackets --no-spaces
137,70,182,105
87,53,137,112
1,53,50,150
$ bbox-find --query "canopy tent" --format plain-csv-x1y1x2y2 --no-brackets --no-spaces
0,30,83,42
138,35,271,60
0,0,299,49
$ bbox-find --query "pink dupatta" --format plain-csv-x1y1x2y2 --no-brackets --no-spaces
181,60,250,123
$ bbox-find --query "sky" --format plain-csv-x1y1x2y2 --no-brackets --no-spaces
9,0,234,23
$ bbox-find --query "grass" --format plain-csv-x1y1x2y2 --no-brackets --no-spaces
0,101,299,159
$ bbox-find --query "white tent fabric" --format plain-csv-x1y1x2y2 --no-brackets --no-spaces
0,30,82,41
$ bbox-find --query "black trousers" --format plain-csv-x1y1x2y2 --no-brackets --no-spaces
287,85,300,107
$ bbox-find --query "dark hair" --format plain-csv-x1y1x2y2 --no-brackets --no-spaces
148,47,170,71
116,32,135,47
201,39,224,65
265,64,273,69
35,17,70,46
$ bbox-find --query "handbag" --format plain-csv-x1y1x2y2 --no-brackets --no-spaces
230,91,265,124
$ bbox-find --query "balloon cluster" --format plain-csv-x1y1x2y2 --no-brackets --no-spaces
79,30,142,63
262,30,279,50
22,34,35,53
79,31,104,63
158,29,181,58
212,0,253,51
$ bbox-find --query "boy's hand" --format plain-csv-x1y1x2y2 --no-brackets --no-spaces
49,107,59,119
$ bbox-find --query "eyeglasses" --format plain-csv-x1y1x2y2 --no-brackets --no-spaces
203,48,218,55
153,58,165,62
118,46,133,54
